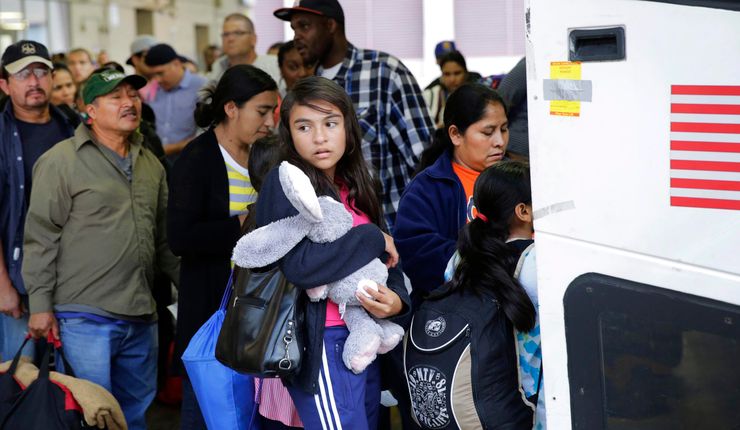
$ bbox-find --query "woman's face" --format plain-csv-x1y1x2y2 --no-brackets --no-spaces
280,48,310,91
229,90,278,146
51,69,76,107
451,102,509,172
441,61,467,94
289,99,347,180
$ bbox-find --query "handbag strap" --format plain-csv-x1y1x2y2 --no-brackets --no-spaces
218,269,235,311
248,378,263,430
6,335,32,375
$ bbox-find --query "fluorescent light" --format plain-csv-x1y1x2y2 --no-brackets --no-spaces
1,21,28,31
0,12,24,20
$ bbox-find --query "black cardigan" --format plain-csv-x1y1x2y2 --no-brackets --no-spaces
167,128,242,372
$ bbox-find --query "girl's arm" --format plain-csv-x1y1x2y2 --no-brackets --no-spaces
256,168,386,289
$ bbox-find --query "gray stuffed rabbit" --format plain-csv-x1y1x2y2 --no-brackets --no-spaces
232,161,404,374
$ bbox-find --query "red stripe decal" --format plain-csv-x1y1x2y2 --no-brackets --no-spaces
671,85,740,96
671,141,740,153
670,160,740,172
670,178,740,191
671,103,740,115
671,122,740,134
671,197,740,210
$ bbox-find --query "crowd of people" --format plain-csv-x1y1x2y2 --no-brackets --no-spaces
0,0,538,429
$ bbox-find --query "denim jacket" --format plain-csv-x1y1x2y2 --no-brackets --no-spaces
0,99,77,294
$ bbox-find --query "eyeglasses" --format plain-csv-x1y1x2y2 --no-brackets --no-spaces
221,30,251,38
12,67,50,81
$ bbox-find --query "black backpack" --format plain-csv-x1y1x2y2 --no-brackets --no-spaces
0,337,94,430
403,242,539,430
0,337,31,424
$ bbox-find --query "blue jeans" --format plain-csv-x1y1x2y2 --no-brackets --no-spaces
57,317,158,430
0,312,34,361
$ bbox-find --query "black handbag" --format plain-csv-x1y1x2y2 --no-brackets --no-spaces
216,265,303,377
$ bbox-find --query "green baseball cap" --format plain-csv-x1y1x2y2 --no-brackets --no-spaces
82,69,147,105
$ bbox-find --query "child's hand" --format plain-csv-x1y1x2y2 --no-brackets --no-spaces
356,284,402,318
382,233,399,268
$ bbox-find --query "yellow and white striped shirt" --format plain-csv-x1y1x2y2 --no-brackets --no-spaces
218,144,257,216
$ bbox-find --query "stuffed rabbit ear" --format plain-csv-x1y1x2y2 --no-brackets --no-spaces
279,161,322,223
232,215,310,268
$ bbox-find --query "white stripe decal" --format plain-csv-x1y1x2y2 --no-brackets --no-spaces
670,169,740,181
671,95,740,104
670,113,740,124
317,366,336,430
670,188,740,200
670,150,740,162
321,345,343,430
670,132,740,143
314,393,329,430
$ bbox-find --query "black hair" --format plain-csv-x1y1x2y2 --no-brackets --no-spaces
52,62,71,75
279,76,383,226
416,83,508,174
443,161,535,332
248,135,281,193
438,50,468,72
277,40,297,67
92,62,124,74
194,64,277,128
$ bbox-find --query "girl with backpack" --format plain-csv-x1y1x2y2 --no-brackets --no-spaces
404,161,544,429
254,76,411,429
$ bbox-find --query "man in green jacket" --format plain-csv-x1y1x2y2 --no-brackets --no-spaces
23,69,179,430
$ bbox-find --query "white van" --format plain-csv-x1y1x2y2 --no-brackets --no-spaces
525,0,740,428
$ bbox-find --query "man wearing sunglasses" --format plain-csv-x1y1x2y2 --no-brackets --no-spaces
0,40,79,362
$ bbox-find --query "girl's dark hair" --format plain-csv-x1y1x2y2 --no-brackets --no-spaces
248,135,281,192
279,76,383,226
194,64,277,128
416,83,508,174
52,62,71,75
439,50,468,72
277,41,296,67
446,161,535,332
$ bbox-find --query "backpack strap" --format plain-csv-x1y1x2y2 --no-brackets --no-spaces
513,242,535,280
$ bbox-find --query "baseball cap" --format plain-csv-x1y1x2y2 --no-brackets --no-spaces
82,69,147,105
126,35,158,65
274,0,345,24
434,40,457,59
1,40,53,75
144,44,189,67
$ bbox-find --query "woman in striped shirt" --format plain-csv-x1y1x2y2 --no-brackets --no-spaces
167,65,279,430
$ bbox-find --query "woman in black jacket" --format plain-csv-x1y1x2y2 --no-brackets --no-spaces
167,65,278,430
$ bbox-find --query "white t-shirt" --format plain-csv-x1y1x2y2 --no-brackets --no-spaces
320,62,342,80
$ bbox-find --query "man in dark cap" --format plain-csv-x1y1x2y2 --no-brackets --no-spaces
145,43,206,158
274,0,434,230
0,40,78,362
24,69,180,430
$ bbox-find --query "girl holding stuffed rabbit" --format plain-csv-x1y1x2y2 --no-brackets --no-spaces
253,76,411,429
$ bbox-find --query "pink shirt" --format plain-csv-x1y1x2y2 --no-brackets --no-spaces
325,185,372,327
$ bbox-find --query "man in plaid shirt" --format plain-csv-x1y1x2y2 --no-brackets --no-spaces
275,0,434,230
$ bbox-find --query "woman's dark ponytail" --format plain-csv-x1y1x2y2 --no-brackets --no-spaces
448,161,535,332
194,82,217,128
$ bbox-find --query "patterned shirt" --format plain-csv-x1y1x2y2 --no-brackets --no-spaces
318,44,434,229
217,145,257,216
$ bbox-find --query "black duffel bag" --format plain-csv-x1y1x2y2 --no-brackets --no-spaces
1,336,95,430
216,264,303,377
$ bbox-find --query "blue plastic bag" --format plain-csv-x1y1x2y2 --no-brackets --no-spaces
182,273,260,430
